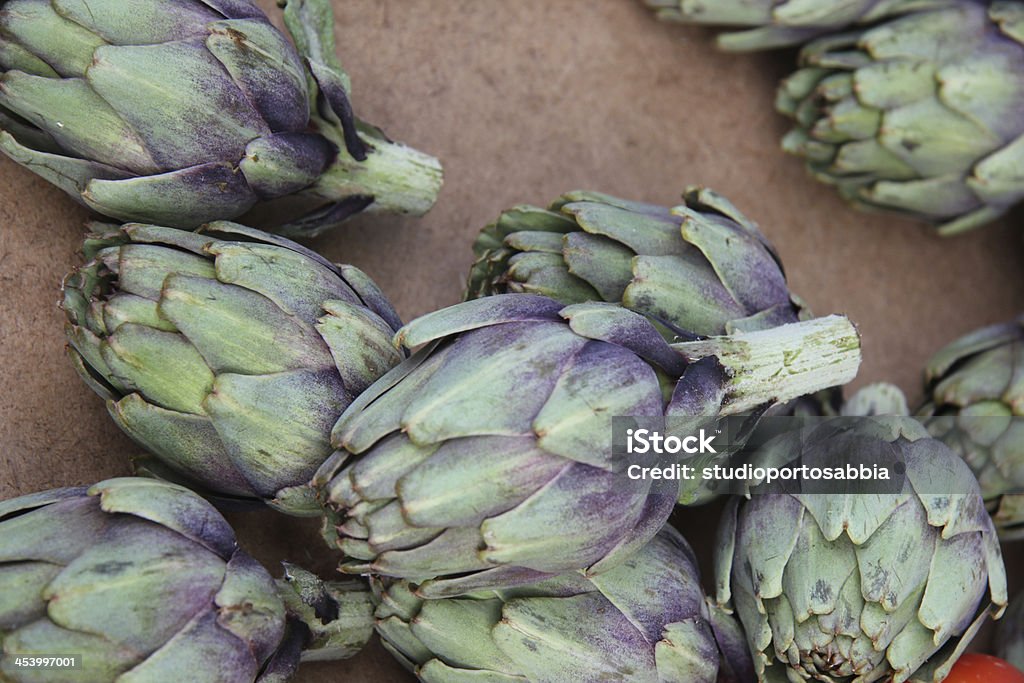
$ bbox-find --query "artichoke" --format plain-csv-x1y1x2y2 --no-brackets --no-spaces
997,594,1024,673
771,382,909,419
466,187,837,509
0,477,375,682
313,294,861,597
776,0,1024,234
62,221,404,512
918,315,1024,540
841,382,910,417
466,187,806,338
643,0,953,51
373,525,755,683
0,0,442,237
715,417,1008,683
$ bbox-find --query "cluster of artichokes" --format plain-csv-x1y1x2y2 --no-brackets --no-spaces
35,183,1020,682
1,0,1022,682
12,183,878,682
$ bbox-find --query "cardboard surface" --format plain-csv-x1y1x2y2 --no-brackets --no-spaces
1,1,1022,680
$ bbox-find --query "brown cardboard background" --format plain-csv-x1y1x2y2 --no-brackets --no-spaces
1,1,1022,680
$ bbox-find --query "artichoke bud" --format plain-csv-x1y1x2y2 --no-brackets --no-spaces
312,294,861,596
62,220,405,510
715,417,1009,682
918,315,1024,539
777,0,1024,234
372,526,754,683
0,477,362,683
467,187,805,339
0,0,442,237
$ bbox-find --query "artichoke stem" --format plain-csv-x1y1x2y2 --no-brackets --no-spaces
674,315,861,415
275,564,375,662
317,132,443,217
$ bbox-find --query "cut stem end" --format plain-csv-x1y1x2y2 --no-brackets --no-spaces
674,315,861,415
319,134,443,218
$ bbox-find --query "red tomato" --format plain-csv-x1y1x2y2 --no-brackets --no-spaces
944,654,1024,683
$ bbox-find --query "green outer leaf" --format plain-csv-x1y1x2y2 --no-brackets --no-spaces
0,72,156,172
0,0,105,77
562,201,686,256
657,621,720,683
533,341,663,469
396,295,564,349
280,0,351,92
560,232,633,302
216,553,286,660
108,394,257,498
0,129,129,197
113,243,216,301
400,323,584,445
493,593,655,682
624,254,744,336
86,41,266,168
158,274,334,374
43,520,225,652
89,477,237,557
116,611,259,683
0,562,60,629
52,0,222,44
397,437,566,529
318,300,403,397
100,323,214,414
209,242,360,323
411,599,514,672
0,497,105,565
0,620,140,681
205,369,346,497
83,163,258,228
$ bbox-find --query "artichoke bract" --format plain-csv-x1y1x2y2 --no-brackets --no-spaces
0,0,442,237
62,221,404,512
373,526,755,683
841,382,910,417
918,316,1024,540
715,418,1008,683
775,384,907,421
0,478,375,682
997,594,1024,673
466,187,805,338
312,294,861,597
776,1,1024,234
643,0,954,51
